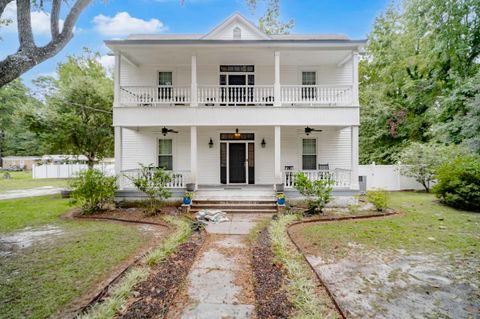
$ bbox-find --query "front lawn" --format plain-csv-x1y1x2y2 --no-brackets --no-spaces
0,195,153,318
0,171,69,193
301,192,479,258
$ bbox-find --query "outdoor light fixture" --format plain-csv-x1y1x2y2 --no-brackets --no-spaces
208,138,214,148
304,127,322,136
261,138,266,148
234,128,241,138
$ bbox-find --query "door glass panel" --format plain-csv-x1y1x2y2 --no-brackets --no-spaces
248,142,254,184
220,143,227,184
302,139,316,170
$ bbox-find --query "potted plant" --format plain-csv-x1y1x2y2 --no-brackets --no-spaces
183,192,193,205
276,193,286,206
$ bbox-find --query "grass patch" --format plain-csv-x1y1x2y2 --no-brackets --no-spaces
247,217,272,243
301,192,480,258
0,195,71,232
270,215,336,319
0,171,69,193
0,196,150,319
80,216,192,319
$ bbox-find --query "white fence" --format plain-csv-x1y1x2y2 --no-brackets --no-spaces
359,163,425,191
32,164,115,179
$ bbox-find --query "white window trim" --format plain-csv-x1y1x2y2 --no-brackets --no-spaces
299,136,318,171
297,67,318,85
156,69,176,87
158,138,174,171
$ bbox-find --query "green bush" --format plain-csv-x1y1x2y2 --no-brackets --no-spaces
69,169,117,214
433,155,480,211
366,189,388,211
294,172,333,215
126,164,172,215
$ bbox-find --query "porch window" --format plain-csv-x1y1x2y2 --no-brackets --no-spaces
158,72,172,100
302,71,317,100
158,139,173,170
302,138,317,170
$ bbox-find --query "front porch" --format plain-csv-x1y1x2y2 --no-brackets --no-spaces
115,125,359,195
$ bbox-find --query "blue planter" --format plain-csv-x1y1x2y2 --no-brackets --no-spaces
183,197,192,205
277,198,285,205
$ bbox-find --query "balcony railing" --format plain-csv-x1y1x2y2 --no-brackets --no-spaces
283,168,352,188
281,85,352,105
119,84,353,106
120,169,190,189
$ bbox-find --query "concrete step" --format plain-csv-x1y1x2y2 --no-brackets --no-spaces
193,200,276,205
190,208,278,214
192,203,276,209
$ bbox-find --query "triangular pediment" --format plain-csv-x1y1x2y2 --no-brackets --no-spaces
203,12,270,40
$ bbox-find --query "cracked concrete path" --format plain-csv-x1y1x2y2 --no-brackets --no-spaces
178,214,272,319
0,186,63,200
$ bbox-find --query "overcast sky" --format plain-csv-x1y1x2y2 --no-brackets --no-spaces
0,0,389,86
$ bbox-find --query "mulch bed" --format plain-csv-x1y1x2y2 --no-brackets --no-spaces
251,228,294,319
117,232,204,319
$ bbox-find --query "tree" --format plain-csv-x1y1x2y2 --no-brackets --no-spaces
25,51,114,167
397,142,459,192
246,0,294,35
0,0,92,88
360,0,480,163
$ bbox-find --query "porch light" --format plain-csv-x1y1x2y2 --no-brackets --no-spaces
234,128,241,139
208,138,214,148
261,138,266,148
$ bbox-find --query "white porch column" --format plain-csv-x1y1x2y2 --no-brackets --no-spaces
274,126,282,185
191,55,198,107
114,126,123,188
114,52,121,107
352,51,359,106
190,126,198,188
350,125,359,189
274,51,281,107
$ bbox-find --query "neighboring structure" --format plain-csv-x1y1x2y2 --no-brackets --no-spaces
106,13,365,200
1,156,41,170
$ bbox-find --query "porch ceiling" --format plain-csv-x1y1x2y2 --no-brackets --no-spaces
113,47,352,67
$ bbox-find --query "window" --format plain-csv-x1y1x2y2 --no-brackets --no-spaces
302,139,317,170
233,27,242,39
158,72,172,86
302,71,317,100
158,139,173,170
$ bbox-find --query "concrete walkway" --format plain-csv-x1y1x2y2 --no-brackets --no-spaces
0,186,63,200
178,214,272,319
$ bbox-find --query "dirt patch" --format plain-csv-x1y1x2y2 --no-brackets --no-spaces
290,222,480,319
117,232,204,319
251,228,293,319
0,225,64,257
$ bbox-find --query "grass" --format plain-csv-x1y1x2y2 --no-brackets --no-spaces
301,192,480,258
0,170,69,193
81,216,193,319
0,195,152,319
270,215,336,319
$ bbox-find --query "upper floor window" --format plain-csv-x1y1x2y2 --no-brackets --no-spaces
158,139,173,170
302,71,316,85
302,138,317,170
233,27,241,39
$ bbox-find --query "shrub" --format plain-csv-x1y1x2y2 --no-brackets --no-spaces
366,189,388,211
433,155,480,211
294,172,333,215
69,169,117,214
126,164,172,215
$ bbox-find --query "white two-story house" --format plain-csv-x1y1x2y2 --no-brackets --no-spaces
107,13,365,202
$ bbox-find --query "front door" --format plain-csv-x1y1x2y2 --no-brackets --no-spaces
229,143,246,183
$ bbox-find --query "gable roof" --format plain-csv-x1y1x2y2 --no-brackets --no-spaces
202,12,270,40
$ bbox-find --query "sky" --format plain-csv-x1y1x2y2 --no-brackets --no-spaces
0,0,389,87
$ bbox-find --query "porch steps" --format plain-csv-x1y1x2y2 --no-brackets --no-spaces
190,199,278,214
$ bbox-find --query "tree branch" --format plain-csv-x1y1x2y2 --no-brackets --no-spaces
50,0,61,38
0,0,12,17
0,0,92,88
16,0,34,50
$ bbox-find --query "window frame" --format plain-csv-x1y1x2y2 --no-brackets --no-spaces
158,71,173,86
302,138,317,170
301,71,317,86
158,138,173,171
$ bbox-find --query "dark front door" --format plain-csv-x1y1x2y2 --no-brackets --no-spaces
229,143,246,183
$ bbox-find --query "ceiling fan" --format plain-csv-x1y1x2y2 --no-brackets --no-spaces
304,127,323,135
152,127,179,136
